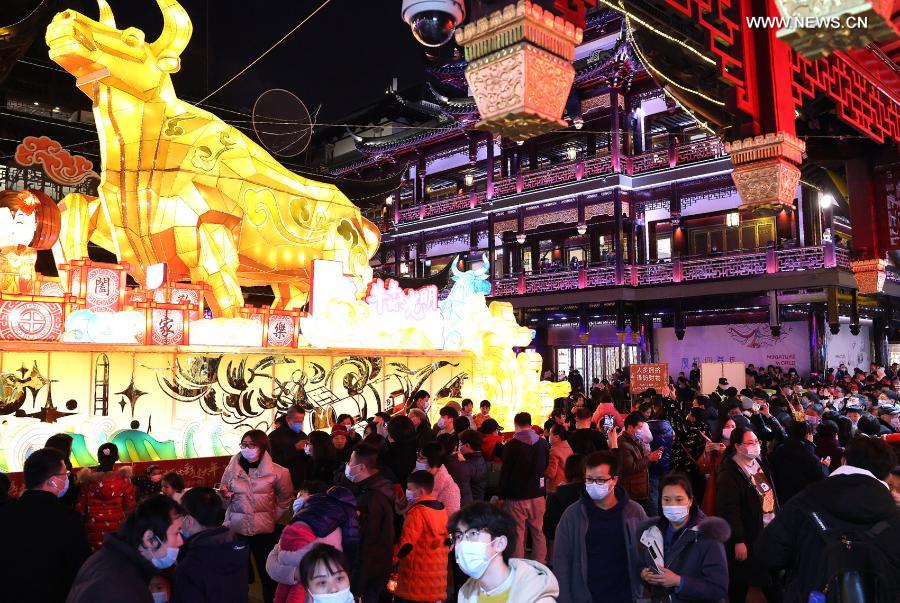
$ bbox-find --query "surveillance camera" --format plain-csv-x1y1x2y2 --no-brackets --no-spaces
401,0,465,48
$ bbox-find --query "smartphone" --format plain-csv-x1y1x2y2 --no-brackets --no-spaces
752,403,761,412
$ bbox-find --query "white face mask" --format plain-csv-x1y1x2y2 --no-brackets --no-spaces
405,489,415,504
292,497,306,515
437,417,446,430
414,460,429,472
662,505,690,524
344,463,361,483
586,482,610,501
742,443,761,459
721,427,734,441
304,444,312,456
455,540,500,579
240,447,260,462
309,588,354,603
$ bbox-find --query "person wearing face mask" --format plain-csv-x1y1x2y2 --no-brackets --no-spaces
171,487,250,603
392,470,450,602
636,474,729,603
758,435,900,603
220,430,293,603
382,415,419,488
411,442,461,517
269,406,310,491
617,412,663,515
768,420,828,506
267,483,359,603
67,495,185,603
408,408,436,452
553,450,646,603
876,404,900,435
646,410,674,517
715,426,779,603
0,447,90,603
433,405,460,437
338,443,394,602
452,502,559,603
297,544,355,603
77,442,137,551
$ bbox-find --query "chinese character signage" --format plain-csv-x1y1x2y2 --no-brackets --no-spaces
364,278,438,320
151,308,184,345
0,300,64,341
629,363,669,393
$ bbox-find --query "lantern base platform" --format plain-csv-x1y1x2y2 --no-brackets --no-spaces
474,113,569,142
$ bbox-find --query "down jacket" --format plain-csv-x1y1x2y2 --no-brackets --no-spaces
220,452,293,536
267,487,360,603
636,512,731,603
76,465,136,551
394,497,450,602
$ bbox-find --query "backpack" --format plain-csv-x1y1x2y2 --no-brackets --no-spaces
808,509,895,603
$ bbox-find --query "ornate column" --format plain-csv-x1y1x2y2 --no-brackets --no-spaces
610,87,621,173
613,189,625,285
485,133,496,199
847,157,887,293
487,213,497,279
809,304,827,374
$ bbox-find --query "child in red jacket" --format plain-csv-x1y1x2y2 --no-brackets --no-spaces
394,470,450,603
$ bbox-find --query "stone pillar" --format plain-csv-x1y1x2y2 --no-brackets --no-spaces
530,239,540,273
873,316,889,366
586,131,597,157
827,287,840,334
589,225,600,265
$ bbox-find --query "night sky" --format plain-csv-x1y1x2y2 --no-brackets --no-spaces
35,0,430,122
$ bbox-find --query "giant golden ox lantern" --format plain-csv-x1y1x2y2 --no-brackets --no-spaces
46,0,380,317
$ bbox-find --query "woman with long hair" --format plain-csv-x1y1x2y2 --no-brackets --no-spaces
76,443,136,551
220,429,294,603
306,430,340,486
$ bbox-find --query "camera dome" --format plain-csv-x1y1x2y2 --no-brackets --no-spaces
409,11,456,47
401,0,465,48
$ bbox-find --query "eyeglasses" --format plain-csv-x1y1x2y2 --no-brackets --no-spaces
239,443,258,449
585,476,615,485
451,528,488,544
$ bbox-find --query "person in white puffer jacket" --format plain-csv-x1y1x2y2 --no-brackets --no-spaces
220,429,294,603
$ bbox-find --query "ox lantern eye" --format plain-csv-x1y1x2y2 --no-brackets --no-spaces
121,29,144,47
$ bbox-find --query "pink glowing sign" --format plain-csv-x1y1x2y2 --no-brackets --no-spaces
364,278,438,320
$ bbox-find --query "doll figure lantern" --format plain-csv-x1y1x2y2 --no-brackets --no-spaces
46,0,380,317
0,189,62,294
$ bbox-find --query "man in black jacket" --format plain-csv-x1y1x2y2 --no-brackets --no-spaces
757,436,900,603
173,487,249,603
500,412,550,563
67,495,185,603
267,405,308,489
768,420,828,505
567,407,608,455
340,443,395,603
0,447,89,603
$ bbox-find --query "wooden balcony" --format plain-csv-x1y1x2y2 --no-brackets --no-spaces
490,244,849,297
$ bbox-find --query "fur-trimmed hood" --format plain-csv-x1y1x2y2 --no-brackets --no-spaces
77,464,133,484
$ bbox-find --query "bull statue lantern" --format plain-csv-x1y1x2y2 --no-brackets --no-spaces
46,0,380,317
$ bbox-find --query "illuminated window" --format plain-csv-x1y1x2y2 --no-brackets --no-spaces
726,212,740,227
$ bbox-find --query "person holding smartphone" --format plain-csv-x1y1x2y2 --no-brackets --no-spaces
637,474,729,603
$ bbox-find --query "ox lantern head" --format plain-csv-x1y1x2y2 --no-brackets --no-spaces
46,0,192,102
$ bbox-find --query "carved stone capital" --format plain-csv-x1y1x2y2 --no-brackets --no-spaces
851,258,887,294
725,132,805,210
774,0,900,59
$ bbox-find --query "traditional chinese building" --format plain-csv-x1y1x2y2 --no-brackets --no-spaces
313,7,899,383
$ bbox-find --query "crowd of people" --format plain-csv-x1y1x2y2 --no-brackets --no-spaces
2,361,900,603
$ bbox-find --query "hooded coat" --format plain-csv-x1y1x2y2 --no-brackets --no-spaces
65,533,156,603
266,486,360,603
756,470,900,603
76,465,136,551
500,429,550,500
172,527,250,603
220,452,293,537
636,512,730,603
457,558,559,603
394,497,450,602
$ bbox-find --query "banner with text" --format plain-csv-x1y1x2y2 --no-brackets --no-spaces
656,321,810,376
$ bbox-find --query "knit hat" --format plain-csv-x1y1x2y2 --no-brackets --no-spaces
331,425,348,437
